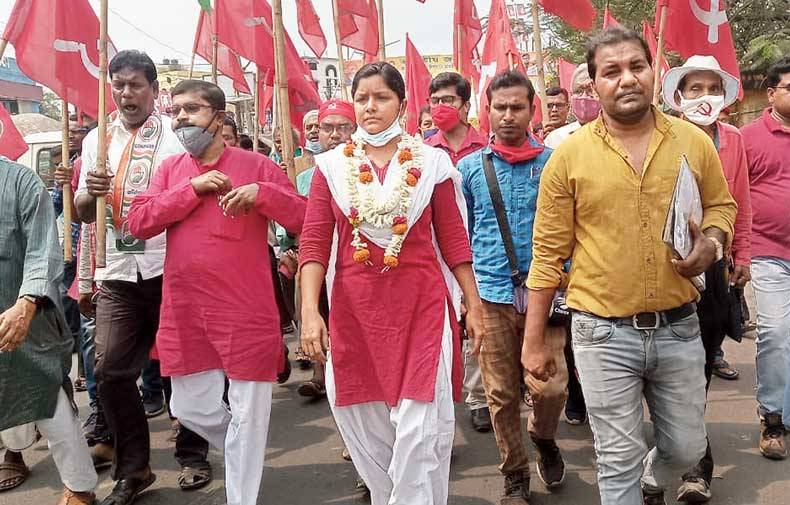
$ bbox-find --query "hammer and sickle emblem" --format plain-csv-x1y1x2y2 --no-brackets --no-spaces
53,39,117,79
690,0,728,44
243,17,274,36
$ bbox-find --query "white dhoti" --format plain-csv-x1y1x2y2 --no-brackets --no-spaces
326,310,456,505
170,370,273,505
0,388,97,493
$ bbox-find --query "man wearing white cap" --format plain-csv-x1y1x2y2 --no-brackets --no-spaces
543,63,602,150
645,54,752,504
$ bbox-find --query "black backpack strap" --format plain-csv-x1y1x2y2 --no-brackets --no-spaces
481,153,520,285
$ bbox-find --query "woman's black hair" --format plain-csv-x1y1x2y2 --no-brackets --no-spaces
351,62,406,102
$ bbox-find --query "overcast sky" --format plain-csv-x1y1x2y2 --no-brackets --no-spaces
0,0,498,65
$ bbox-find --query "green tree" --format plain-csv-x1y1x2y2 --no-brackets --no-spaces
39,92,62,121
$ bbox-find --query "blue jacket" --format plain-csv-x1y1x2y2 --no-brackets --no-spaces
457,140,552,304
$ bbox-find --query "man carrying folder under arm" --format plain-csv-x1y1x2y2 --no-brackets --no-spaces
522,27,737,505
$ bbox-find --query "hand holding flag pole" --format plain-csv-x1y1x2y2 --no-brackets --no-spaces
61,100,73,262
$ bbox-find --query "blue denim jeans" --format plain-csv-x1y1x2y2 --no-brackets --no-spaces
751,257,790,424
570,311,708,504
80,316,98,405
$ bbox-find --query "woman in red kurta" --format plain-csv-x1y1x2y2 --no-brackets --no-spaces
299,62,484,505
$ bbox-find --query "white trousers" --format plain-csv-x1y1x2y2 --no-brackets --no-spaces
170,370,273,505
1,388,97,492
326,311,456,505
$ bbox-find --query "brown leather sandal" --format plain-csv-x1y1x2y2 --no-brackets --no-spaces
0,461,29,492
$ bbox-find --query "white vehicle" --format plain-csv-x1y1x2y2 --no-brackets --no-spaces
17,130,60,189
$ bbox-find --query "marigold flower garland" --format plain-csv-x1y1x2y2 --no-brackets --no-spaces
344,134,424,270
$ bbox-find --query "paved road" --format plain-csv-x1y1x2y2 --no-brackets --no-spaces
3,326,790,505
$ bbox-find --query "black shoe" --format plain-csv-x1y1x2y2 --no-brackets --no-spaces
99,474,156,505
564,409,587,426
677,477,712,503
643,490,667,505
470,407,492,433
531,437,565,489
501,470,530,504
85,405,111,447
277,345,292,384
141,391,165,418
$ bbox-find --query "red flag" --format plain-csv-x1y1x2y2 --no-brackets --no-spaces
257,70,275,127
0,104,28,161
296,0,327,58
337,0,379,58
602,7,622,30
642,20,670,77
3,0,115,119
217,0,321,129
557,58,576,92
658,0,742,98
538,0,596,32
477,0,541,134
193,9,251,95
404,35,432,135
453,0,483,84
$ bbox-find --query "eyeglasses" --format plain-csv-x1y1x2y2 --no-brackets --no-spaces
428,95,460,106
770,85,790,92
166,104,215,117
547,103,568,110
319,123,355,135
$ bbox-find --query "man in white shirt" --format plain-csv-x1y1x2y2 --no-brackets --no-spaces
543,64,602,149
75,50,208,505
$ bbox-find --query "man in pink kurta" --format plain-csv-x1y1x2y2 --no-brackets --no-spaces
127,80,305,505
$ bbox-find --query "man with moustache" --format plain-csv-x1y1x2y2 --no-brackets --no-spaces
524,27,737,504
127,79,305,505
541,87,570,137
75,50,210,505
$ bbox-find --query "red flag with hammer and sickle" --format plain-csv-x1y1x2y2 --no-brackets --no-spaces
659,0,742,97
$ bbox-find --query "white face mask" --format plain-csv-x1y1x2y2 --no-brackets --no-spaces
354,114,403,147
679,94,726,126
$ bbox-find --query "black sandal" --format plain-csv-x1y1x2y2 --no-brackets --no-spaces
178,466,212,491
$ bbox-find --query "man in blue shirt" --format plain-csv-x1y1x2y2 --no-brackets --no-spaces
457,70,568,505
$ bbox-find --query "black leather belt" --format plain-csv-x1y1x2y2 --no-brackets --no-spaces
613,302,696,330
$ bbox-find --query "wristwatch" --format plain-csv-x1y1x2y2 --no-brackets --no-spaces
709,237,724,262
20,295,44,307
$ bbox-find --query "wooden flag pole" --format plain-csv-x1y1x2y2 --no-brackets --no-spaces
211,34,219,84
653,3,668,105
0,39,8,61
272,0,296,184
188,51,196,79
253,69,260,153
530,0,549,125
95,0,109,268
60,100,73,262
508,53,515,71
377,0,386,60
331,0,349,100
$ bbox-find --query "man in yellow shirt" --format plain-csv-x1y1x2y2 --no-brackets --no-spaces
523,27,736,505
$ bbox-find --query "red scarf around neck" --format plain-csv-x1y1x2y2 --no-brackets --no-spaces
490,137,545,164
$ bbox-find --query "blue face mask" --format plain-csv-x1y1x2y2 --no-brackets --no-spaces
354,114,403,147
422,128,439,139
305,139,324,154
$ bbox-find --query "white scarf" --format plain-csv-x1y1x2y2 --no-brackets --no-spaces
316,139,469,317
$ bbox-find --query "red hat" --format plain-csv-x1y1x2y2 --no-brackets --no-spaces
319,99,355,124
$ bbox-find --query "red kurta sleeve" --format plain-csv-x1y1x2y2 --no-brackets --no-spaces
431,179,472,269
729,134,753,266
298,168,336,269
128,157,201,240
254,157,307,235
